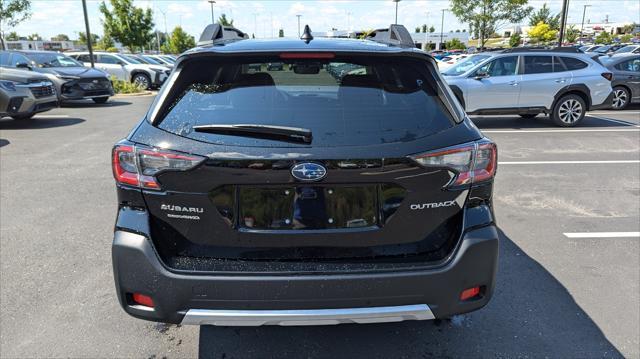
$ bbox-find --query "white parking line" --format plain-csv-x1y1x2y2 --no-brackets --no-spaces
483,128,640,133
33,115,70,119
589,111,640,115
499,160,640,165
564,232,640,238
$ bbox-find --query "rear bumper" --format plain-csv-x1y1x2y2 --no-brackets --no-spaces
112,226,499,326
590,90,614,110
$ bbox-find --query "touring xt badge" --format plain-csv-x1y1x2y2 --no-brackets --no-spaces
160,204,203,220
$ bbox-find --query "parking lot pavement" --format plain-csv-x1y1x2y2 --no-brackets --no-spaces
1,97,638,358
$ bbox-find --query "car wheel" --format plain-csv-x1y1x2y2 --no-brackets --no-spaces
11,113,35,120
551,94,586,127
519,113,538,119
132,73,151,90
611,86,630,110
92,96,109,104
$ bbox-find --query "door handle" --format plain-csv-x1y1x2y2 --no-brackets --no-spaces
509,81,518,86
555,79,566,83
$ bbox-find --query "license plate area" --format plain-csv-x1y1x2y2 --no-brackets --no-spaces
238,186,378,230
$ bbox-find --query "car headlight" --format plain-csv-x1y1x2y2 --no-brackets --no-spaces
0,80,18,91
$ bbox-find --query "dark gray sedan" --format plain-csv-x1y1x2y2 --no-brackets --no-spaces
601,54,640,110
0,50,114,104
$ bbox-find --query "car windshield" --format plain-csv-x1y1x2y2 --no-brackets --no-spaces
28,52,83,68
614,46,638,54
120,55,143,64
156,56,459,147
140,55,162,65
442,54,491,76
160,56,176,63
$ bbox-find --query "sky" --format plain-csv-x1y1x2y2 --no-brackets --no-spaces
6,0,640,41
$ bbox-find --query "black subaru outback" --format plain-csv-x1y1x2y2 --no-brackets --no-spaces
111,24,499,326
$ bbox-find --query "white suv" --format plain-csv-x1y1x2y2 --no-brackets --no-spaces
442,48,614,127
67,52,169,89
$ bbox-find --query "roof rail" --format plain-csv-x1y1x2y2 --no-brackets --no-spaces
198,23,249,47
365,24,415,48
501,47,583,54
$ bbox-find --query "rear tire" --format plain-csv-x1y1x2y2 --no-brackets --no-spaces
92,96,109,104
519,113,538,119
611,86,630,110
11,113,35,120
551,94,586,127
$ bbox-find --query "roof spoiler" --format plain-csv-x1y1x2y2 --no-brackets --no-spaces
198,23,249,46
366,24,414,48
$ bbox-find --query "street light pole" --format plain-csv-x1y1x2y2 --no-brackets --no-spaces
81,0,94,68
579,5,591,45
557,0,570,47
393,0,401,25
208,0,216,24
440,9,447,50
296,15,302,37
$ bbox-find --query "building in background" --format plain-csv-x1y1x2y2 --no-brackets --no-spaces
4,40,77,51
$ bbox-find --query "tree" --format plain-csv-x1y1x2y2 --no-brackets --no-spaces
422,24,427,33
6,31,20,40
528,3,559,30
509,33,521,47
95,33,115,50
620,34,633,43
0,0,32,49
564,25,579,44
51,34,69,41
415,27,421,33
27,33,41,40
78,31,100,46
594,31,613,44
527,21,557,44
278,28,284,37
451,0,532,48
429,26,435,33
161,26,195,54
446,38,467,49
99,0,154,52
218,13,233,26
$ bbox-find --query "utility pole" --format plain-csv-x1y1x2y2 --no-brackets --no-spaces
81,0,94,68
208,0,216,24
557,0,570,47
159,8,168,39
296,15,302,37
270,12,273,38
253,13,258,37
393,0,401,25
346,11,352,30
579,5,591,45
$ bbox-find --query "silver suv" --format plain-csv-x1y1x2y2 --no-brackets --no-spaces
442,48,614,127
67,52,169,89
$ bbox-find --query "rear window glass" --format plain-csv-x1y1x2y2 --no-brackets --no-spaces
560,56,588,70
155,56,457,147
524,55,553,74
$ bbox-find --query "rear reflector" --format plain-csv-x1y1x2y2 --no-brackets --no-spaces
132,293,155,308
112,143,204,190
410,140,497,187
460,286,481,301
601,72,613,81
279,52,335,59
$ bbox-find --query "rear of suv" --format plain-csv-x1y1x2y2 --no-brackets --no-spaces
111,25,499,326
443,48,614,127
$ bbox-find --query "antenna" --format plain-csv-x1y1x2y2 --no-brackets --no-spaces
301,24,313,43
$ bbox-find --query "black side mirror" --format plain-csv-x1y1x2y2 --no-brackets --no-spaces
474,71,489,80
16,62,32,70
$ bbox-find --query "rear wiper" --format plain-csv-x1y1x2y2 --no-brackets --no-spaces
192,124,312,144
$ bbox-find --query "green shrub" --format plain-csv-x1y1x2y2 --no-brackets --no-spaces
110,76,145,94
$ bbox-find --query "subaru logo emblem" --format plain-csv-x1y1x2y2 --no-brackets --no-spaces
291,163,327,182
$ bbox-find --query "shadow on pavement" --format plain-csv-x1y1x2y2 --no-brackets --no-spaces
61,100,132,108
472,114,637,129
0,117,85,130
0,139,9,148
198,229,622,358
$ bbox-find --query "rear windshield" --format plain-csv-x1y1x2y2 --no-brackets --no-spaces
155,55,458,147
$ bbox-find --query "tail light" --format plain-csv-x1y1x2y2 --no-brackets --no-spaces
410,140,497,187
601,72,613,81
112,143,204,190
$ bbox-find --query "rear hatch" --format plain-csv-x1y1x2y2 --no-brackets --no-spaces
120,52,489,269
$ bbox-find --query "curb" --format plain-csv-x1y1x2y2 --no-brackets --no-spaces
113,91,156,98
